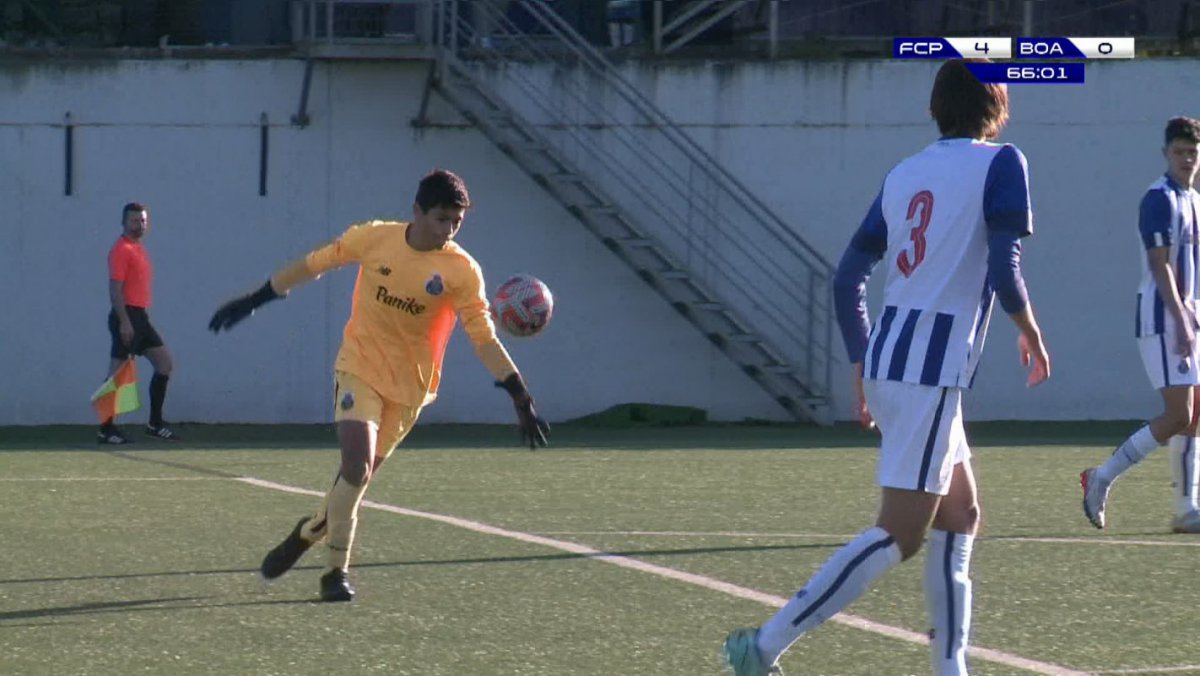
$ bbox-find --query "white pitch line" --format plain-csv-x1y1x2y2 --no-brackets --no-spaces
1000,536,1200,548
1094,666,1200,674
538,530,853,538
236,476,1087,676
541,531,1200,548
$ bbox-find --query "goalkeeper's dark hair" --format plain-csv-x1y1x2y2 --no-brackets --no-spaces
122,202,147,221
1164,116,1200,146
929,58,1009,140
415,170,471,213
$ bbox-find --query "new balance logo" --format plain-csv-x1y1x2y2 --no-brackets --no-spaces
378,266,391,276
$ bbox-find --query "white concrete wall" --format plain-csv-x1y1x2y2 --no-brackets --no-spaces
618,58,1199,423
1,57,1195,425
0,58,788,425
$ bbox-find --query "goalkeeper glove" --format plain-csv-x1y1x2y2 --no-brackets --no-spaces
209,280,282,333
497,373,550,450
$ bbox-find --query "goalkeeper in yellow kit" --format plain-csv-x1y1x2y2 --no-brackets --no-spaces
209,170,549,602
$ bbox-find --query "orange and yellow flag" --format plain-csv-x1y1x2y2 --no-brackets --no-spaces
90,359,140,422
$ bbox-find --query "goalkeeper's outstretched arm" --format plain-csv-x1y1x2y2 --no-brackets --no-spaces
207,256,326,333
208,225,365,333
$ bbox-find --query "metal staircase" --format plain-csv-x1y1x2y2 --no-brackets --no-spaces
645,0,772,55
422,0,835,424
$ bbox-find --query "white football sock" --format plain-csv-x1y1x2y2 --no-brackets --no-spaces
757,527,902,663
1169,435,1200,516
924,529,974,676
1096,424,1159,484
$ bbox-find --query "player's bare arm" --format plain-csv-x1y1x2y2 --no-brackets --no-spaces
108,279,133,346
1147,246,1196,356
1008,304,1050,387
851,361,873,429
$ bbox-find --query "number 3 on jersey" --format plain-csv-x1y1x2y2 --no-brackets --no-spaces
896,190,934,277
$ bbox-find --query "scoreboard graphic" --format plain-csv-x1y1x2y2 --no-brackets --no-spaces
893,37,1135,83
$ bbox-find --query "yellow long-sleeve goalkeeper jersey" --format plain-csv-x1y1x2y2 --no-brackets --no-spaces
297,220,516,407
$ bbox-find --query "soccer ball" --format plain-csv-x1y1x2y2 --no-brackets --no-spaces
491,274,554,337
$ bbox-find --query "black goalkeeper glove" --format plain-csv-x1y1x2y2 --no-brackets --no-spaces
497,373,550,450
208,280,282,333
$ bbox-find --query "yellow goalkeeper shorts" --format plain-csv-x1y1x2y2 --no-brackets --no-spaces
333,370,422,458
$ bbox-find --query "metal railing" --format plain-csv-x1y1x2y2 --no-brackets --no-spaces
430,0,835,407
11,0,1200,52
290,0,428,46
646,0,780,56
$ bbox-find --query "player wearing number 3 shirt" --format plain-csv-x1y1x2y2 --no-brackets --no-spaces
721,59,1050,676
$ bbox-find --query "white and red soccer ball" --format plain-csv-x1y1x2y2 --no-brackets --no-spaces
491,274,554,337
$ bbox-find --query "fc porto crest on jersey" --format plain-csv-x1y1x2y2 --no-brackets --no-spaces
425,273,444,296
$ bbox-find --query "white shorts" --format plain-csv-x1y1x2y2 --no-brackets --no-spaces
864,379,969,496
1139,332,1200,390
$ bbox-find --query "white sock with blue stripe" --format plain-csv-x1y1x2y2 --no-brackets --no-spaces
1096,424,1159,484
757,527,902,663
1169,435,1200,516
924,529,973,676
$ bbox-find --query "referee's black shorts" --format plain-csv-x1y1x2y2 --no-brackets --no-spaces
108,306,164,359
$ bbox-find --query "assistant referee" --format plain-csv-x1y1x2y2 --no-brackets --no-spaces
99,202,180,443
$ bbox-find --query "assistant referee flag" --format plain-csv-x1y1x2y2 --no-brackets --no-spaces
90,359,140,422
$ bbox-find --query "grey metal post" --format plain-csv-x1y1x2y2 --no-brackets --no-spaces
416,0,434,45
291,1,301,44
325,0,334,45
769,0,778,59
808,268,816,391
653,1,663,53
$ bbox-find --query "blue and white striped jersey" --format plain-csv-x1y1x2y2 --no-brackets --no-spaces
848,139,1032,388
1134,175,1200,337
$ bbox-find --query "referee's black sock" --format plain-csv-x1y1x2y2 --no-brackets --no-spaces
149,373,169,427
100,417,115,431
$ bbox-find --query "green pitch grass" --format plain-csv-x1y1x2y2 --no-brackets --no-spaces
0,422,1195,675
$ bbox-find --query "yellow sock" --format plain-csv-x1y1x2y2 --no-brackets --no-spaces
300,492,330,543
325,475,369,570
301,470,347,544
